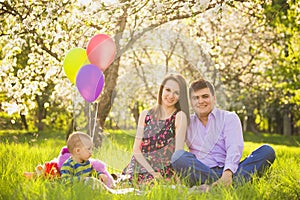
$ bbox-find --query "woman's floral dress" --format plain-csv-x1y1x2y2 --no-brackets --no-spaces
122,110,178,184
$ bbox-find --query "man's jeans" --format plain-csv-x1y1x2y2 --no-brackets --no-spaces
171,144,276,186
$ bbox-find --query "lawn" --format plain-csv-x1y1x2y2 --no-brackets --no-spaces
0,129,299,200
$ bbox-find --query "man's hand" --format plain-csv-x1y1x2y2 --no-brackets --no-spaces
199,184,211,192
212,169,233,187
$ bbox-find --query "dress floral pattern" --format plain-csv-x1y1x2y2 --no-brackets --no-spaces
122,110,178,184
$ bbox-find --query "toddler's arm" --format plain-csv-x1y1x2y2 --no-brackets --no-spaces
90,158,115,188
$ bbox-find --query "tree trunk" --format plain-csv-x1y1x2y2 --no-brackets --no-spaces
242,115,247,133
98,59,120,128
283,107,292,136
275,114,283,134
97,3,128,128
95,2,220,128
35,95,46,131
246,112,260,135
129,101,140,127
20,114,28,130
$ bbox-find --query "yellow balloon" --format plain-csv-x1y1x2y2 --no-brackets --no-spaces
63,48,90,84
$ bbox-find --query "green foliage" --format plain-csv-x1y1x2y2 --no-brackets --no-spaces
0,112,23,130
266,0,300,133
42,107,71,132
0,130,299,199
241,0,300,134
0,109,71,132
263,0,289,26
0,0,299,139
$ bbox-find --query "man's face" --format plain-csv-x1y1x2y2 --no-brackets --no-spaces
190,87,216,118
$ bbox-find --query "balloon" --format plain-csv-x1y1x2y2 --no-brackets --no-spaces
86,34,116,71
63,48,90,84
76,64,105,102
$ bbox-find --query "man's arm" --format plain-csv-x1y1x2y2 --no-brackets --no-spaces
212,169,233,186
213,112,243,187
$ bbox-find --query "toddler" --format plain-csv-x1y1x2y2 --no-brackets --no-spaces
60,132,108,186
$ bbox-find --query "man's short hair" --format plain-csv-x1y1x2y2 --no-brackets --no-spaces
189,79,215,97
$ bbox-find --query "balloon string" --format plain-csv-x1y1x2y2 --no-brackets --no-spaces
72,85,76,132
88,103,92,137
91,102,99,141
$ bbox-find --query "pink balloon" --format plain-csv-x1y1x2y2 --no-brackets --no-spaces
76,64,105,102
86,34,116,71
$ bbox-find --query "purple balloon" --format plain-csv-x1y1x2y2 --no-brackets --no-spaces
76,64,104,102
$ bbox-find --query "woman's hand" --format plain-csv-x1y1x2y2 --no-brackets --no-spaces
151,172,163,179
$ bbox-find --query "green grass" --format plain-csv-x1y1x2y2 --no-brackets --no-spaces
0,130,299,200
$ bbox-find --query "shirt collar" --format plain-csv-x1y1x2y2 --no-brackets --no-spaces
210,107,217,118
190,107,217,122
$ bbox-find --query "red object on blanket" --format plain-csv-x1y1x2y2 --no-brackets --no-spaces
44,162,60,178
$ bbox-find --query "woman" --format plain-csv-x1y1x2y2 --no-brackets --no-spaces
122,73,190,184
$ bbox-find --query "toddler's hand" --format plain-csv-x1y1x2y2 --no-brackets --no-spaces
99,174,108,185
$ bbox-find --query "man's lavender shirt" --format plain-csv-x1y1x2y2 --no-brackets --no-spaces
186,107,244,173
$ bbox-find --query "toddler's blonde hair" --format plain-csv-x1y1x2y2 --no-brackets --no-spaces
67,132,92,154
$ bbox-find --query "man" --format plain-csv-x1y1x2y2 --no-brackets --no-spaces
171,79,275,190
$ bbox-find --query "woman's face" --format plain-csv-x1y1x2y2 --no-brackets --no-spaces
161,79,180,108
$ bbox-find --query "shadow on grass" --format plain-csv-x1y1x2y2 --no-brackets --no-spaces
103,129,135,151
243,131,300,147
0,130,66,145
1,129,299,148
104,129,300,149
